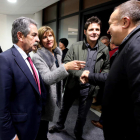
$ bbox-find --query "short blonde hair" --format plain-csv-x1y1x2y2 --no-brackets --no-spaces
37,26,57,50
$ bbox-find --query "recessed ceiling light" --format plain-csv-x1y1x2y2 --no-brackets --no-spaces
8,0,17,3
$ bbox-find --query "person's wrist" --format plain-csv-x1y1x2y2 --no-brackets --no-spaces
64,64,68,71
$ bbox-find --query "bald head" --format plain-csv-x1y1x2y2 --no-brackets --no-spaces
107,0,140,46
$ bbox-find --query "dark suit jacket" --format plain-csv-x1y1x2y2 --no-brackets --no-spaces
0,46,46,140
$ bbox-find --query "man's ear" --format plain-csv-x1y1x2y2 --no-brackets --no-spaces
122,17,130,29
17,31,24,42
84,30,87,36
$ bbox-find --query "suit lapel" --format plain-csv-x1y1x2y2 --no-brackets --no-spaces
11,46,41,96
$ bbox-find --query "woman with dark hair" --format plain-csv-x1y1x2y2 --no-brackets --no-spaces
59,38,69,62
59,38,69,88
32,26,85,140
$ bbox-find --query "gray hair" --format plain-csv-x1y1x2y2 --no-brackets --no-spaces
100,36,110,42
115,0,140,25
12,17,37,43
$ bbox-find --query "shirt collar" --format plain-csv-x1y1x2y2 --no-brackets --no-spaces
120,25,140,46
14,44,29,60
84,38,98,50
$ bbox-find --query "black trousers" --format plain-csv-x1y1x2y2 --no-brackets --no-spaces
57,87,93,137
36,120,49,140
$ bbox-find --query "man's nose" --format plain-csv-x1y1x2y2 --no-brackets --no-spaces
36,36,40,42
107,29,110,34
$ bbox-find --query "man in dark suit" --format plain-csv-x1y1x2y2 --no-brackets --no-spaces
0,17,46,140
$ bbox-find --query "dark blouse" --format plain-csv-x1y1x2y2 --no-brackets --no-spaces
62,48,69,63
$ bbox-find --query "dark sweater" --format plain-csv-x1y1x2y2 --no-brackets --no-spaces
62,48,68,63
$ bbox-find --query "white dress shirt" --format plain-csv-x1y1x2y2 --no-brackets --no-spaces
14,44,39,79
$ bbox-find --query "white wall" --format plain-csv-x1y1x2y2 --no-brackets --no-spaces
0,10,42,52
0,14,7,51
34,10,42,29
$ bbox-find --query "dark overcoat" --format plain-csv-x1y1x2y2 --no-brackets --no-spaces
103,25,140,140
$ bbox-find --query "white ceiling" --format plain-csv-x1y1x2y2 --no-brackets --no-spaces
0,0,59,15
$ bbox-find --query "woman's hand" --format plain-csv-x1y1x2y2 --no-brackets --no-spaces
64,60,86,71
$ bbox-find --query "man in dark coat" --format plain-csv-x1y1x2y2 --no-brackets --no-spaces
102,1,140,140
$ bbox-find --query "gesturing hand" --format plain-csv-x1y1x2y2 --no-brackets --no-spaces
64,60,86,71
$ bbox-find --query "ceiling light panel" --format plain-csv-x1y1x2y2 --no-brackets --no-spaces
8,0,17,3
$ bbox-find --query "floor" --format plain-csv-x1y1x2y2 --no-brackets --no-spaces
48,100,104,140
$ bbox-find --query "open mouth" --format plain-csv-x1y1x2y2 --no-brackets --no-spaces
91,35,97,37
